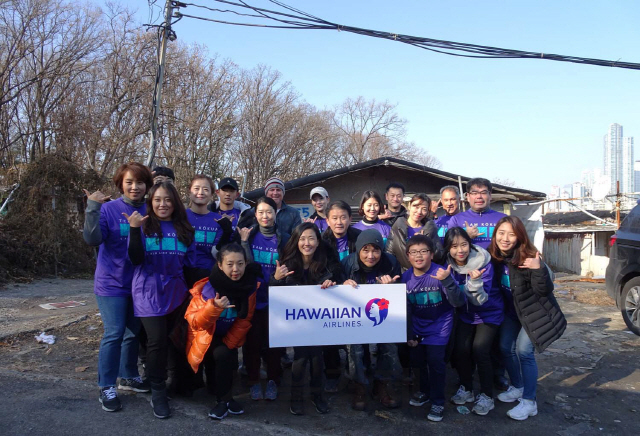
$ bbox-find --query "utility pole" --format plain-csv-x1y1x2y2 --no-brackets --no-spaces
146,0,175,169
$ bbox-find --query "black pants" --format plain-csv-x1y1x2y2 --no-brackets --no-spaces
323,345,342,380
453,322,499,398
203,336,238,401
292,346,324,394
410,343,447,406
242,308,282,385
139,302,188,385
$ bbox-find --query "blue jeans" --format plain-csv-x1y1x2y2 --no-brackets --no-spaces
499,315,537,400
96,295,141,387
347,343,401,385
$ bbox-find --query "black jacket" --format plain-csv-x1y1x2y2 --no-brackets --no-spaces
386,216,445,270
341,251,401,285
322,226,361,262
505,261,566,353
269,244,344,286
382,205,408,227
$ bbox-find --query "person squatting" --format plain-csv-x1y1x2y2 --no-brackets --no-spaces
84,167,566,423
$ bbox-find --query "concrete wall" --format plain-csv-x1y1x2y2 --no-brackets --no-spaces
543,231,613,277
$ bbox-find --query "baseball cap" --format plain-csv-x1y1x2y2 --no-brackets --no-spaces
218,177,239,190
310,186,329,200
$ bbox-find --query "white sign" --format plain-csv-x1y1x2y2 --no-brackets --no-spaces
289,204,314,220
269,284,407,347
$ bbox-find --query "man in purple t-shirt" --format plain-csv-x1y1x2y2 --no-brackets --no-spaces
448,178,506,250
434,185,461,243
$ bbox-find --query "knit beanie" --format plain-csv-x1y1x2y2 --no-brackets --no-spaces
264,177,285,195
355,229,384,254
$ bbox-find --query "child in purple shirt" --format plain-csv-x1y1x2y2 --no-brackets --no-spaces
402,235,464,422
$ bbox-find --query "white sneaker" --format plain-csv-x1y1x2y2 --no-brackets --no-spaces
507,398,538,420
497,386,524,403
472,393,495,416
450,385,474,405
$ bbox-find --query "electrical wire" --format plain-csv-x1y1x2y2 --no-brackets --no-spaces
173,0,640,70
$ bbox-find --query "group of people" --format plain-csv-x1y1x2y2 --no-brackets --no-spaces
84,163,566,424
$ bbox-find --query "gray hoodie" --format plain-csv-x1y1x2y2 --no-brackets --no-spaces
447,246,491,306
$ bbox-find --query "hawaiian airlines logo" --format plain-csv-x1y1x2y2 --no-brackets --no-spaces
365,298,389,326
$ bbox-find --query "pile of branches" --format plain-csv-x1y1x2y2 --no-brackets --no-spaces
0,155,106,283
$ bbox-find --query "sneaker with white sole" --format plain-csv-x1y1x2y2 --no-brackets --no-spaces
99,386,122,412
472,393,495,416
498,386,524,403
208,401,228,420
450,385,474,405
409,391,429,407
507,398,538,420
118,376,150,393
427,404,444,422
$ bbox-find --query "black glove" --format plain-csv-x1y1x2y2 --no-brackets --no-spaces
215,217,234,250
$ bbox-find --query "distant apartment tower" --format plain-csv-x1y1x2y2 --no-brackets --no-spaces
623,137,635,194
635,161,640,194
603,123,623,194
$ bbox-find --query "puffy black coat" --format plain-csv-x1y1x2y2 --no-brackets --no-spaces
341,251,401,285
506,262,566,353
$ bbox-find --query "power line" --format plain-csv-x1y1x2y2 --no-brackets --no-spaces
174,0,640,70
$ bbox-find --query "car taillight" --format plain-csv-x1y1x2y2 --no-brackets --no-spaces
610,235,617,247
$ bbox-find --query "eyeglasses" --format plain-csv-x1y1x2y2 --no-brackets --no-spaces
468,190,489,196
408,249,430,256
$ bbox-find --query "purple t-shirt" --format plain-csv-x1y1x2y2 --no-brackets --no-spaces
94,198,146,297
402,263,455,345
251,232,279,309
337,235,350,261
216,207,241,231
435,214,454,243
353,220,391,247
201,281,240,337
314,217,329,233
499,262,519,320
448,209,507,249
451,262,504,325
407,226,423,239
186,209,223,270
130,221,196,317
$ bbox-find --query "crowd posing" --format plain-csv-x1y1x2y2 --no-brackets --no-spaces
83,163,566,423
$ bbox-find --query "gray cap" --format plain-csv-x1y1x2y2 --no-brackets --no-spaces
310,186,329,200
356,229,384,254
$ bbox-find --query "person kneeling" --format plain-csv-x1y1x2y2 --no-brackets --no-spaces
185,244,261,420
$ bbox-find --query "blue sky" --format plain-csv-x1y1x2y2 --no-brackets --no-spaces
133,0,640,193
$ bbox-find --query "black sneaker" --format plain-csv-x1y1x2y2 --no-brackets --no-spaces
208,401,228,420
311,393,329,414
150,384,171,419
99,387,122,412
428,404,444,422
227,399,244,415
118,376,150,393
409,391,429,407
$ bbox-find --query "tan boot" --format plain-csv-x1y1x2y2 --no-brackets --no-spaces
351,383,367,411
373,379,400,409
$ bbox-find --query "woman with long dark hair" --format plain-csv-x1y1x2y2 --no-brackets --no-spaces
271,222,343,415
83,162,153,412
445,226,503,416
489,216,566,421
238,196,290,401
125,181,196,419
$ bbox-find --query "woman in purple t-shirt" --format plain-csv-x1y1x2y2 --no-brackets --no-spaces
125,181,196,419
238,196,290,402
352,191,392,247
83,162,153,413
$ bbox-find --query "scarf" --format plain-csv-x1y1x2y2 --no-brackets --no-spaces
259,225,276,237
208,262,263,319
122,196,145,209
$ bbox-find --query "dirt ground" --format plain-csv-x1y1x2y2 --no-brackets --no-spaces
0,277,638,436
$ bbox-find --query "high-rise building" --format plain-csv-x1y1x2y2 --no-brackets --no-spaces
623,137,635,194
603,123,623,194
635,161,640,194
